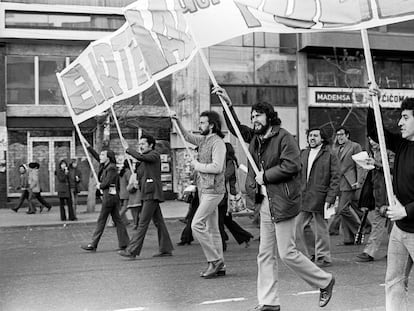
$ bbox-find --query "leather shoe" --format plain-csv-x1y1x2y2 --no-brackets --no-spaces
81,244,96,252
319,276,335,307
152,252,172,257
250,305,280,311
201,259,224,279
356,252,374,262
316,259,332,267
11,208,18,213
200,264,226,277
118,250,136,259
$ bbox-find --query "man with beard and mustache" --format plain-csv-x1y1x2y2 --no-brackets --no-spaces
213,86,335,310
367,91,414,311
171,110,227,279
296,128,339,268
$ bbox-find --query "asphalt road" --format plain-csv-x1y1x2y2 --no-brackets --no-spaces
0,217,411,311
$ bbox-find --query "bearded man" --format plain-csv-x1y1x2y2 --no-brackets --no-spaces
213,86,335,311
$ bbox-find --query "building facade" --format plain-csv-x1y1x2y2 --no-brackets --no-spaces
1,1,414,206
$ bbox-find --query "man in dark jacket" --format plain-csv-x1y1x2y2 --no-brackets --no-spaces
213,86,335,310
296,128,339,268
118,134,173,259
367,92,414,311
80,138,129,252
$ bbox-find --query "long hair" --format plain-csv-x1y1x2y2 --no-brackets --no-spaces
251,102,281,126
119,159,130,177
200,110,225,138
225,142,238,167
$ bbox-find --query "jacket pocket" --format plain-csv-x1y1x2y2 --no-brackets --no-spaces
283,179,301,200
144,179,155,194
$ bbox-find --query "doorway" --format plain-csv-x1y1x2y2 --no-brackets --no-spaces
28,137,74,195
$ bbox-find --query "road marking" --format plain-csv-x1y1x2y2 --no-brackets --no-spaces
113,308,146,311
200,297,246,305
293,290,320,296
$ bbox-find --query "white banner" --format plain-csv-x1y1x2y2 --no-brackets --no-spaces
58,0,414,124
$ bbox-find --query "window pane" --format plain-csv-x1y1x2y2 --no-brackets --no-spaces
209,46,254,84
7,131,28,194
374,60,401,89
7,56,35,105
308,57,340,87
402,63,414,88
6,11,125,31
210,85,297,107
39,56,66,105
255,49,297,85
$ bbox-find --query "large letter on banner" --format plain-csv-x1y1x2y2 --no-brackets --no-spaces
124,0,198,79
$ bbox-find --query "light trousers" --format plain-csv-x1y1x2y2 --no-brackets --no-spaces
385,225,414,311
191,192,224,262
257,198,332,306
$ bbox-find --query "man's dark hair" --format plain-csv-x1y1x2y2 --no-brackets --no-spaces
401,98,414,114
335,126,350,136
141,134,156,149
306,127,330,145
200,110,225,138
251,102,281,126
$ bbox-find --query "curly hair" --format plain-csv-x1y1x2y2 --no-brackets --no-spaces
251,102,281,126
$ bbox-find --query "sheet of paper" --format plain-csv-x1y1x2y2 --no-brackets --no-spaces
352,151,375,170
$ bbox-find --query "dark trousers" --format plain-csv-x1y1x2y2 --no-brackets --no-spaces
127,199,173,256
218,196,253,245
15,190,33,211
91,196,129,249
179,192,199,243
30,192,51,212
59,197,75,221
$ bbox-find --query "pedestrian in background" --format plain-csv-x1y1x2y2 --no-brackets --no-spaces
119,159,132,226
296,128,339,267
355,136,394,262
172,110,226,278
125,161,142,230
329,127,366,244
68,159,81,219
80,135,129,252
118,134,173,259
11,164,33,213
28,162,52,214
213,86,335,310
55,159,76,221
218,142,254,251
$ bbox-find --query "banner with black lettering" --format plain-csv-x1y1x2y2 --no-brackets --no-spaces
58,0,414,123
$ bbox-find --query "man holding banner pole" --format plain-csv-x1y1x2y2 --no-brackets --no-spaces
367,89,414,311
213,87,335,309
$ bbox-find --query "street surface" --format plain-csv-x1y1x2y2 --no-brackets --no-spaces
0,217,412,311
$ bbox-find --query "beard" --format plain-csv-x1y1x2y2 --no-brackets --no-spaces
200,128,210,136
253,122,270,135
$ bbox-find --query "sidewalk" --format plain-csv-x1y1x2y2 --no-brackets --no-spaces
0,200,189,229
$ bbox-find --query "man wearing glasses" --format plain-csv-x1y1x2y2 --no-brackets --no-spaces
328,127,365,245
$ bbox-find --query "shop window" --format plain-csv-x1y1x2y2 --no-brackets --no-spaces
402,63,414,88
374,60,402,89
39,56,66,105
6,56,35,105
